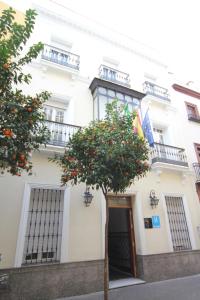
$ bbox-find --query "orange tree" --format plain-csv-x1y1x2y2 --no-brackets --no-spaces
0,7,50,176
52,100,149,300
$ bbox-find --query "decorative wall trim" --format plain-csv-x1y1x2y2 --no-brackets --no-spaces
34,3,167,68
173,84,200,100
14,183,31,267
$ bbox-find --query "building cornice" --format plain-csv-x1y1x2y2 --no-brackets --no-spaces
33,3,167,69
172,84,200,100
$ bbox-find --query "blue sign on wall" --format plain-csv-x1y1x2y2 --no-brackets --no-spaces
152,216,160,228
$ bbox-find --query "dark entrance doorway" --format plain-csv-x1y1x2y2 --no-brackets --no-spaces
108,202,136,281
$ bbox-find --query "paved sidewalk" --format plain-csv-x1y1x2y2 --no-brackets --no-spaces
58,274,200,300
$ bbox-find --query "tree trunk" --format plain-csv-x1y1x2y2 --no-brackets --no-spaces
104,196,109,300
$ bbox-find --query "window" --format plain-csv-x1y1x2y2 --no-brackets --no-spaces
153,128,167,159
185,102,200,122
93,87,140,120
44,106,53,121
23,188,64,265
165,196,191,251
44,105,65,123
55,110,64,123
103,67,116,81
194,143,200,163
44,105,66,146
153,128,165,144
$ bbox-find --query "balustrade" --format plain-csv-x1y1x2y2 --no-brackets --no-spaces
41,44,80,70
151,143,188,166
45,120,81,147
99,65,130,86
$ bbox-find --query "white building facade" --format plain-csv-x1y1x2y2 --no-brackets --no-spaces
1,1,200,299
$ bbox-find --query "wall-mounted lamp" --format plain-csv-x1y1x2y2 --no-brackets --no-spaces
83,186,93,207
149,190,159,208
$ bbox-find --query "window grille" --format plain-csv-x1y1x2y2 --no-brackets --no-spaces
165,196,192,251
23,188,64,265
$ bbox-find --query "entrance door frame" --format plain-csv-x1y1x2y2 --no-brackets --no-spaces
107,193,137,277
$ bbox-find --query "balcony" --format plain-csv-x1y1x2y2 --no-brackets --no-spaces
41,44,80,71
151,143,188,168
143,81,170,102
193,163,200,182
45,120,81,147
99,65,130,87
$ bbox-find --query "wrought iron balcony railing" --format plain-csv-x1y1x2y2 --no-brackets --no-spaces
151,143,188,167
41,44,80,70
143,81,170,101
45,120,81,147
99,65,130,87
193,163,200,182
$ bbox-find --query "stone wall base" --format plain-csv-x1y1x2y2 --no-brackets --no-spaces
1,251,200,299
137,250,200,282
0,260,104,300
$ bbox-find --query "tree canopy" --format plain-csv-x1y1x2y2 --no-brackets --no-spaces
53,100,149,195
0,7,50,176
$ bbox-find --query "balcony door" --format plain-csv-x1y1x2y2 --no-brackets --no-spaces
153,127,165,144
153,128,167,159
44,106,65,146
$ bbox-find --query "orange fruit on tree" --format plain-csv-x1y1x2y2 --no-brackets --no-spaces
27,107,33,113
19,154,26,161
71,170,78,177
3,63,9,70
3,128,13,137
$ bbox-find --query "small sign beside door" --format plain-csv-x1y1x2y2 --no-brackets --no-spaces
152,215,160,228
144,218,153,228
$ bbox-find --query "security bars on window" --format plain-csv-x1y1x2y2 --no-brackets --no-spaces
23,188,64,265
165,196,192,251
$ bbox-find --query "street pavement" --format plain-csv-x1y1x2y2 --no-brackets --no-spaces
58,274,200,300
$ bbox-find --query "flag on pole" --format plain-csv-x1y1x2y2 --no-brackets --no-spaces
133,112,144,139
142,110,154,147
123,103,130,116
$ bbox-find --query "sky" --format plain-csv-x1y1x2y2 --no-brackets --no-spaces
51,0,200,83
